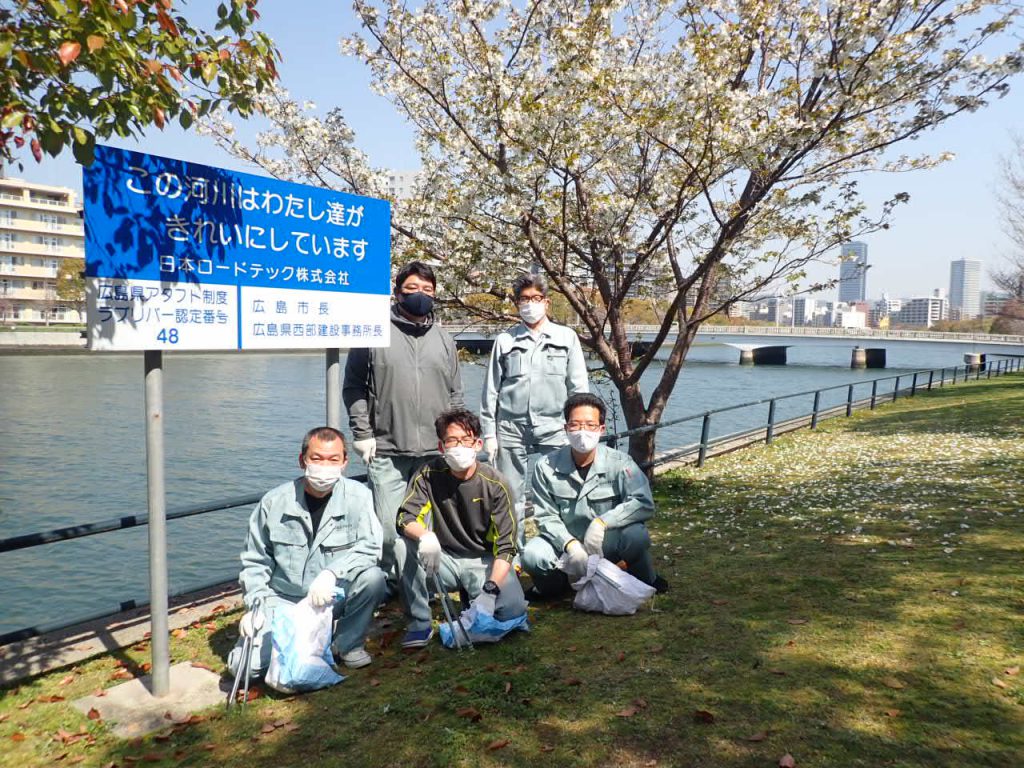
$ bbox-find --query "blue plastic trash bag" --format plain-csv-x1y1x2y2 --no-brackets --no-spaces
265,595,345,693
439,605,529,648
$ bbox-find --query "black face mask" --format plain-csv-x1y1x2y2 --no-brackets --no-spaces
398,291,434,317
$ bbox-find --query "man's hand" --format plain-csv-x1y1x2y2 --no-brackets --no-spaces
353,437,377,464
418,531,442,575
484,437,499,463
307,569,338,608
563,539,589,578
583,518,607,556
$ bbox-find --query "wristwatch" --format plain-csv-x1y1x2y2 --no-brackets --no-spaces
482,579,501,597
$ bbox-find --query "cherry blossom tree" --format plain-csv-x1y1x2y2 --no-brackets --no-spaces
215,0,1023,466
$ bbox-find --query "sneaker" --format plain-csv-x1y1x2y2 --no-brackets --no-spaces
653,575,670,594
339,647,372,669
401,627,434,649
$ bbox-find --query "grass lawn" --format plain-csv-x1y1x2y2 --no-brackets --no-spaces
2,373,1023,767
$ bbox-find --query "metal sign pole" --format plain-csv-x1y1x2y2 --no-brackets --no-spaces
144,350,170,697
325,349,341,429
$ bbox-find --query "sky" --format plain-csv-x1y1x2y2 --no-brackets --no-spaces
7,1,1023,302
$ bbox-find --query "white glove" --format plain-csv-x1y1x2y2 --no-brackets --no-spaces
418,531,442,575
583,518,607,556
353,437,377,464
484,437,498,463
307,569,338,608
239,611,258,638
473,591,497,616
563,539,589,578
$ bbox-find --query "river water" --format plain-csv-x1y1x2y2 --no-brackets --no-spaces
0,339,1017,635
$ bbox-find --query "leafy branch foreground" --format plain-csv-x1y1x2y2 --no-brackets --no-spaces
2,375,1023,767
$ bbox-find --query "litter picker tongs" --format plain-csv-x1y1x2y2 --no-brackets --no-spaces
227,598,264,708
431,571,474,651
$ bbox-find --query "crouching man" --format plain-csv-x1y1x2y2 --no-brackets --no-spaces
522,393,669,598
228,426,386,675
395,409,528,648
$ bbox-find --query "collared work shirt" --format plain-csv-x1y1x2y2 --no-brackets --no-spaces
239,477,383,608
480,320,588,440
531,444,654,553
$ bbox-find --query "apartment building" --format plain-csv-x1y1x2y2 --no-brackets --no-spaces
0,176,84,325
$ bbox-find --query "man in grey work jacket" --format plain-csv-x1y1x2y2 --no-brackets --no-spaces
229,426,386,676
480,274,588,547
522,393,668,599
343,261,464,593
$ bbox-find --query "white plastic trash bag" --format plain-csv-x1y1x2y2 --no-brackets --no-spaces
265,596,345,693
438,605,530,648
568,555,656,615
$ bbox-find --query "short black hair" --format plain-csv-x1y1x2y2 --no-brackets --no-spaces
301,426,347,457
563,393,606,424
434,408,481,440
395,261,436,292
512,273,547,301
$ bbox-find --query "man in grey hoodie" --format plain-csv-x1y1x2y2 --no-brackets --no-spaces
343,261,464,593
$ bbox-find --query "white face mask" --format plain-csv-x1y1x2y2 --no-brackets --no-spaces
444,445,478,472
305,462,342,493
567,429,602,453
519,301,547,325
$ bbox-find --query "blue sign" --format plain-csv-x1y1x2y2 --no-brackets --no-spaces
83,145,392,350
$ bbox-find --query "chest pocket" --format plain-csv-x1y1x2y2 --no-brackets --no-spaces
321,524,357,555
269,525,309,574
585,487,619,516
502,348,527,379
543,345,569,376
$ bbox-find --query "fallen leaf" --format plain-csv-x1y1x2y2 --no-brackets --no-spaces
58,674,76,686
191,662,214,672
0,714,6,723
786,618,808,625
369,678,381,687
110,669,132,681
615,706,638,718
456,707,482,722
711,599,729,606
140,663,152,673
273,719,289,728
616,651,626,662
154,733,171,743
17,701,33,710
884,709,902,718
245,687,261,702
68,757,84,765
37,695,65,703
1005,666,1020,677
882,677,906,690
142,754,163,763
260,724,276,734
453,685,470,695
563,677,582,686
648,645,664,654
201,744,217,751
693,709,715,724
540,745,555,752
768,669,787,676
204,622,217,631
11,733,26,742
504,681,512,694
94,689,108,697
779,754,796,768
992,677,1008,689
171,629,187,639
744,731,768,742
567,646,577,652
283,723,300,733
633,698,649,710
87,708,102,721
487,739,510,751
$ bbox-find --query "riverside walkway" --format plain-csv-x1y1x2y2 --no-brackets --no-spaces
1,373,1022,767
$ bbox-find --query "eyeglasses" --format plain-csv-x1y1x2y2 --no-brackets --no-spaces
566,422,602,432
442,436,478,448
517,295,547,305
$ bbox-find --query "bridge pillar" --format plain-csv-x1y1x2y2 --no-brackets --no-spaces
866,348,887,368
964,352,986,372
851,346,866,369
740,346,787,365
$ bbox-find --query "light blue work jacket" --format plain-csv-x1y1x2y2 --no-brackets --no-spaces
239,477,383,608
531,444,654,553
480,320,588,440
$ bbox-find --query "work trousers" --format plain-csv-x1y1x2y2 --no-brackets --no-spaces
366,454,433,591
395,537,528,632
495,423,567,548
521,523,656,597
227,565,386,677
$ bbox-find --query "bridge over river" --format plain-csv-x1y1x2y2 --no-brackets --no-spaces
446,323,1024,367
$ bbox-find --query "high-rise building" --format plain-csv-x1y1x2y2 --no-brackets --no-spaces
0,177,84,325
896,295,948,327
386,170,421,201
838,241,868,303
948,259,982,319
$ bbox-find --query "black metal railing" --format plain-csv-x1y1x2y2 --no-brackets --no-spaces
1,356,1020,646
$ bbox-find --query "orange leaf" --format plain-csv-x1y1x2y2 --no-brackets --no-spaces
456,707,482,722
190,662,214,672
219,49,231,61
11,733,26,742
779,754,796,768
1005,666,1020,677
171,628,187,639
563,677,582,686
58,674,76,686
615,706,638,718
744,731,768,742
260,724,276,734
711,599,729,606
992,677,1009,689
87,708,102,721
486,739,510,751
369,678,381,687
692,709,715,724
58,42,81,67
86,35,105,53
884,709,902,718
